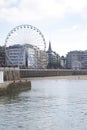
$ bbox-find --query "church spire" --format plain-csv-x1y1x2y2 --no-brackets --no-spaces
48,41,52,52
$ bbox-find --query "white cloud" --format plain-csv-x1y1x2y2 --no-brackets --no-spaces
0,0,87,23
59,24,80,33
0,0,66,23
0,0,18,8
1,0,87,55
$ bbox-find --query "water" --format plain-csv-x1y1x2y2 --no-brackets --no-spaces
0,78,87,130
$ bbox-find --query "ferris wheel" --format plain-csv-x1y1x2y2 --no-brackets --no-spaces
5,24,46,51
4,25,47,68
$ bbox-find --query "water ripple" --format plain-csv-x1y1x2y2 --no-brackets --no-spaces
0,79,87,130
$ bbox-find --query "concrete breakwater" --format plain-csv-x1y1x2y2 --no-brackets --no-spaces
0,68,31,96
0,80,31,96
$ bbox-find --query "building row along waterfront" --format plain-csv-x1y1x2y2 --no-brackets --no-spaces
0,42,61,69
5,47,87,69
1,43,87,69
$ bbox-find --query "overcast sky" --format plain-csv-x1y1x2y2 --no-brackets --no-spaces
0,0,87,56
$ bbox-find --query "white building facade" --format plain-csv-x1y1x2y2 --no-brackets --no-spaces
6,44,48,69
66,50,87,69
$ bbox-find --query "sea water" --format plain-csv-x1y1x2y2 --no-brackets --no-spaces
0,78,87,130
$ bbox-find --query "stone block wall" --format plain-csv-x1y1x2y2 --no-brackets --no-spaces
4,69,20,81
20,69,73,78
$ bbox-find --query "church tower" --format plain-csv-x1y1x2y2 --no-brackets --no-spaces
47,41,52,52
47,41,60,69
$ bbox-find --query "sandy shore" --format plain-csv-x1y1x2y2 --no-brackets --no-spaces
47,75,87,80
25,75,87,80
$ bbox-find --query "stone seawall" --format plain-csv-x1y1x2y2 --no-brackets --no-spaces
2,68,87,80
20,69,87,78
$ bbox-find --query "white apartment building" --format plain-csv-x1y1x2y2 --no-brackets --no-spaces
6,44,48,69
66,50,87,69
81,51,87,69
6,44,26,67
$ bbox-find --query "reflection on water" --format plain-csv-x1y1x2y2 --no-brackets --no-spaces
0,78,87,130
